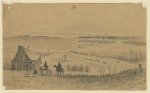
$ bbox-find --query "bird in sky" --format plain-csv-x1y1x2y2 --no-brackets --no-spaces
71,5,78,10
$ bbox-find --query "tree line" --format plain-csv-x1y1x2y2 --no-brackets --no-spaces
66,64,90,72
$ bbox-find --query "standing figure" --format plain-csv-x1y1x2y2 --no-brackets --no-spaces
44,61,48,70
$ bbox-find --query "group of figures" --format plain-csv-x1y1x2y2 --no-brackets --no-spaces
25,62,64,77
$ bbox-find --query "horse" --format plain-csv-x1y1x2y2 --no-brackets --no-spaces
39,66,52,76
31,60,42,75
53,64,64,76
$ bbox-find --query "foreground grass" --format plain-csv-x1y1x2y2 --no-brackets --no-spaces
3,70,146,90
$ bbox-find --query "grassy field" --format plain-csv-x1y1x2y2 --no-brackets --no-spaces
3,70,146,90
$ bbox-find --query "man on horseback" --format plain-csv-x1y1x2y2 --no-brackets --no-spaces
58,62,62,70
39,61,51,76
53,62,64,76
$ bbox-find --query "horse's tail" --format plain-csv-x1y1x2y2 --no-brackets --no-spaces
61,68,64,75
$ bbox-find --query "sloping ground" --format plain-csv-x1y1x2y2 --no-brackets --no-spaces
42,52,140,75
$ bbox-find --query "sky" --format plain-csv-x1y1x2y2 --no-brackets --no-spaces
3,3,146,37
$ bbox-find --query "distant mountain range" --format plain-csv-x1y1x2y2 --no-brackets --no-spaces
4,34,140,40
4,35,62,40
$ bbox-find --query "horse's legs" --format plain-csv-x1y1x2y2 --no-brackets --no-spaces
49,70,51,76
47,70,49,76
60,71,61,76
57,71,58,76
61,71,64,76
59,71,61,76
41,70,43,75
50,70,53,76
46,70,48,76
47,70,50,76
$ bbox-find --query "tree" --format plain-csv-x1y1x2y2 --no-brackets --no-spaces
85,65,90,72
67,64,71,71
79,65,84,72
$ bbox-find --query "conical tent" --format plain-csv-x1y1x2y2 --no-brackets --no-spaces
11,46,32,70
37,55,42,64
